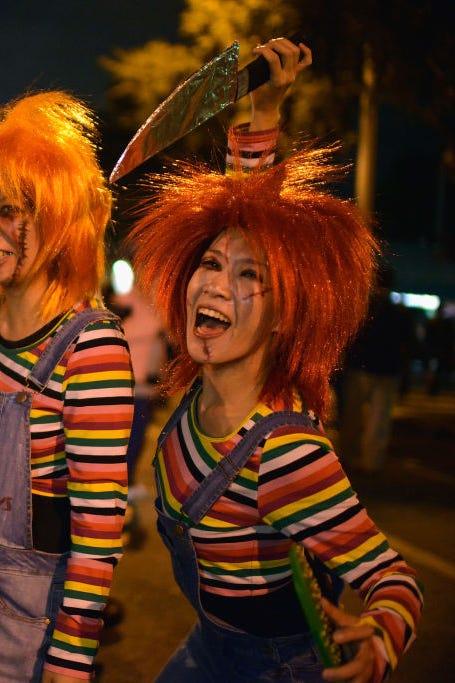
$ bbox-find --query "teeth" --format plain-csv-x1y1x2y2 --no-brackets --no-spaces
198,307,230,324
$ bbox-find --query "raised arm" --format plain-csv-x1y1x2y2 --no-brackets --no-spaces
249,37,312,131
226,37,312,174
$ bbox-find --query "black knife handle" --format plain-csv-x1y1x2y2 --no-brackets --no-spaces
235,33,306,100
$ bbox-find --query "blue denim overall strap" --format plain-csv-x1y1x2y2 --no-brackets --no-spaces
0,307,118,548
155,394,314,520
156,377,202,453
181,410,315,525
155,411,326,683
154,405,315,607
26,307,119,391
0,389,33,549
0,307,118,681
179,407,343,605
0,308,118,549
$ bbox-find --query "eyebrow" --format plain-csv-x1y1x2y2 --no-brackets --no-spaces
205,248,268,268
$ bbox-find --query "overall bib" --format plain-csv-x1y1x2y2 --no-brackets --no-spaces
154,384,327,683
0,308,117,683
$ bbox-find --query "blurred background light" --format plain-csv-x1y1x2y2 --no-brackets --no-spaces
111,259,134,294
391,291,440,313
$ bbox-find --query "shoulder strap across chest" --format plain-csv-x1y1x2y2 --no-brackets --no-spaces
27,308,119,392
181,408,317,526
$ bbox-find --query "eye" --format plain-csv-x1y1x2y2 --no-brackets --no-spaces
240,268,263,283
199,256,221,271
0,204,21,220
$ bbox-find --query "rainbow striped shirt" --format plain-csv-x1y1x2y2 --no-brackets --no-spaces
156,389,423,681
0,300,134,679
226,123,279,174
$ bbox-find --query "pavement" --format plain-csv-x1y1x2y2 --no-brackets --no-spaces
94,385,455,682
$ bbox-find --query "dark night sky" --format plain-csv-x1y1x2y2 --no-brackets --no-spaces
1,0,183,106
2,1,454,298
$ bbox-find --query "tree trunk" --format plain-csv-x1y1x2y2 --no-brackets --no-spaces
355,45,378,216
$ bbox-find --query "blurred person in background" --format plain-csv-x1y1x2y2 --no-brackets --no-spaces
106,282,167,547
338,265,416,473
423,300,454,395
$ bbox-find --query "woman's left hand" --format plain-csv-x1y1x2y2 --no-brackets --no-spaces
321,598,377,683
41,671,88,683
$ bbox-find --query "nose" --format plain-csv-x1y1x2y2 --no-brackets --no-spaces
203,270,232,299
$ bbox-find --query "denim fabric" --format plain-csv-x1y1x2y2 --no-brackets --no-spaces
0,391,33,549
0,383,67,682
0,547,67,682
154,508,325,683
0,309,115,682
181,411,315,526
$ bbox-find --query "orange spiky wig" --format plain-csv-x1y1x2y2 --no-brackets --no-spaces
128,147,378,418
0,91,112,319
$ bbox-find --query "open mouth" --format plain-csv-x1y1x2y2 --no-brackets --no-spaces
195,307,231,335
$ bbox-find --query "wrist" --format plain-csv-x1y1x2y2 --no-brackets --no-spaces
227,123,279,155
249,109,281,132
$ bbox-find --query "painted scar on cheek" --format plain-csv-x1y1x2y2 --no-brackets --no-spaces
241,287,272,301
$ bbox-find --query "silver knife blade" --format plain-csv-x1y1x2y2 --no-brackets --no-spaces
109,42,239,183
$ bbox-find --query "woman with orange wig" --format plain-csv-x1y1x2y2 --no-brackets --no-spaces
128,120,423,682
0,91,134,682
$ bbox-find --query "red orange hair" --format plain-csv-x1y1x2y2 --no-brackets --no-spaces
0,91,111,318
128,146,378,417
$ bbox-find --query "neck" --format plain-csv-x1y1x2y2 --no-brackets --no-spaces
197,360,266,437
0,275,50,340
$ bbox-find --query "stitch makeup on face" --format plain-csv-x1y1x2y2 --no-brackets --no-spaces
9,218,28,285
202,340,211,360
242,286,272,302
185,229,276,370
0,201,29,286
0,204,18,256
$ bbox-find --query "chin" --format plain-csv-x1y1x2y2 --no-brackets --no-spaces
186,341,209,365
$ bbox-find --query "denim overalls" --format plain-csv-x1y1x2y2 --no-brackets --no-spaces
0,308,117,683
154,384,327,683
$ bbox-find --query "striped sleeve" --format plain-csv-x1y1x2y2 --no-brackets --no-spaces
44,319,134,679
258,425,423,681
226,123,279,174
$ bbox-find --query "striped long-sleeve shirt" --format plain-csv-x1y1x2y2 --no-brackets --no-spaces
226,123,279,174
0,300,134,679
156,388,423,682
